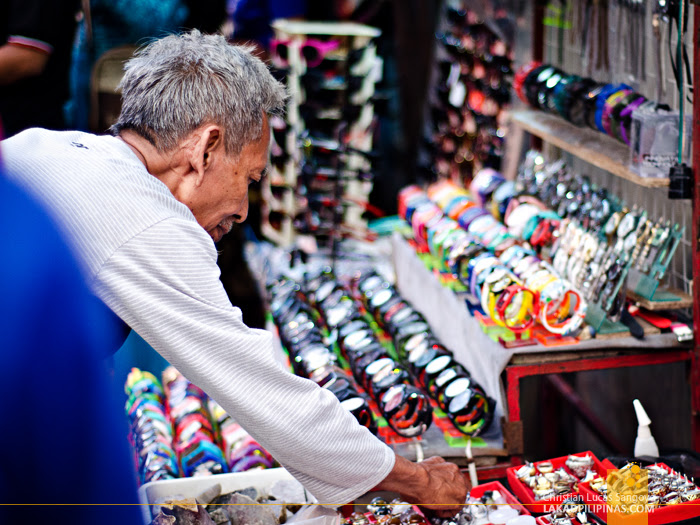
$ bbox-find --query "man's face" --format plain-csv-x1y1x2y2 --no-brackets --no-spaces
189,117,270,242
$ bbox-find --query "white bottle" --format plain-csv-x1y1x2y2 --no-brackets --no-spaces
633,399,660,458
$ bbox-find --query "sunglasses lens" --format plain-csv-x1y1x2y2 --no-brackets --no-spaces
301,45,321,66
277,43,289,62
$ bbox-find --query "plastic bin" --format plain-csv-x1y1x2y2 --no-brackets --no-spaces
579,463,700,525
138,467,308,524
505,451,607,514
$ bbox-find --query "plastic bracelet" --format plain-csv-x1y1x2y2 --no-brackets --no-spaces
540,291,587,336
502,247,531,271
427,218,455,256
468,214,499,237
486,230,514,251
499,245,524,266
601,88,633,136
440,229,469,269
478,266,509,311
494,283,538,332
467,252,499,293
483,270,514,322
447,199,476,220
618,95,648,145
505,203,542,238
593,83,629,131
448,238,481,277
458,207,490,230
480,225,508,247
519,260,547,281
457,250,488,286
415,208,443,247
512,255,541,276
514,61,543,103
525,269,555,290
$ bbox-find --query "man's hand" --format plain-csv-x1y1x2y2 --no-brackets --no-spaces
374,454,469,518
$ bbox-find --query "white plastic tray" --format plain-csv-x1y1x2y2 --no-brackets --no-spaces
138,468,307,524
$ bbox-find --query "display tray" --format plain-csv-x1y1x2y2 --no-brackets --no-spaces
471,480,532,517
505,451,607,514
137,468,308,524
535,515,589,525
579,463,700,525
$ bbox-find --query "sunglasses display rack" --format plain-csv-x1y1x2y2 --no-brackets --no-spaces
424,1,513,186
268,272,435,441
264,20,383,253
267,262,499,445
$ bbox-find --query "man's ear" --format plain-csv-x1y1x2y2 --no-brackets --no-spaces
190,125,223,186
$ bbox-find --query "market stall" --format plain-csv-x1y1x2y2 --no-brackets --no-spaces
109,1,700,524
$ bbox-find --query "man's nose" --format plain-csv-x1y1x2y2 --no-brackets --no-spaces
235,196,249,223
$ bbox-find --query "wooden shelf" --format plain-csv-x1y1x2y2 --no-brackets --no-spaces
508,109,670,188
627,287,694,310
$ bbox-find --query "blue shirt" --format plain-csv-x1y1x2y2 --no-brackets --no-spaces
0,172,141,522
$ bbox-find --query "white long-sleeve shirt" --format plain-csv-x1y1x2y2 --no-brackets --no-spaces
1,128,395,503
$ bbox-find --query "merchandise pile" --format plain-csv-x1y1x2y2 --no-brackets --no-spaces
125,368,275,485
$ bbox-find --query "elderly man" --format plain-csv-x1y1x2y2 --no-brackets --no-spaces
1,31,468,512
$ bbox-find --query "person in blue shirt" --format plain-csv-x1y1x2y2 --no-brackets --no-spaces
0,169,142,523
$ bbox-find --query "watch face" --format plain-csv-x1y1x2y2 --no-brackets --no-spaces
413,347,441,370
326,299,354,327
467,214,496,234
435,368,460,389
388,305,415,325
502,289,526,318
359,275,385,296
491,276,512,294
407,341,432,365
604,213,621,235
339,320,369,339
485,266,508,284
285,319,315,339
340,396,366,412
323,288,346,309
397,321,429,338
500,245,523,264
425,355,453,375
444,376,472,399
351,346,388,370
472,254,498,277
343,329,374,350
315,280,336,304
301,348,334,373
448,388,475,413
369,288,393,309
623,232,638,251
617,213,636,239
365,357,394,377
583,236,598,259
380,384,405,413
404,332,430,354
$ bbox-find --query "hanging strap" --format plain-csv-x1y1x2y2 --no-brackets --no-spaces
667,0,693,101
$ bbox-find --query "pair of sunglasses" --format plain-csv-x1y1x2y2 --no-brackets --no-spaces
270,38,340,68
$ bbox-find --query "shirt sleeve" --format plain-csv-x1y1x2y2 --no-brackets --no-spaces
6,0,78,53
93,217,395,503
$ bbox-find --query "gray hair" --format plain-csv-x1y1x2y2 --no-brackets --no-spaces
111,30,287,156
